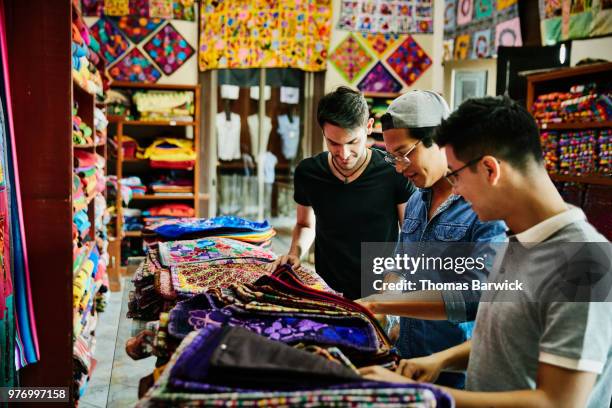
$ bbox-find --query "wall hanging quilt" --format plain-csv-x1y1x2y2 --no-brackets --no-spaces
337,0,433,34
329,34,373,83
443,0,521,60
113,16,164,44
359,33,402,58
89,16,130,64
357,62,402,93
538,0,612,45
108,47,162,82
385,36,431,87
143,22,195,75
81,0,196,21
198,0,332,71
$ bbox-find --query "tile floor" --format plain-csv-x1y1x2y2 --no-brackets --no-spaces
81,220,294,407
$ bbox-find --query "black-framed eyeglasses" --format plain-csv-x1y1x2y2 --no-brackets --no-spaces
383,140,421,167
445,156,484,186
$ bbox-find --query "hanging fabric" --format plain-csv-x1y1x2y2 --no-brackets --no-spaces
0,0,39,369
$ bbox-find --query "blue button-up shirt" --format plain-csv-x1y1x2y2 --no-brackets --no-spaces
395,188,507,388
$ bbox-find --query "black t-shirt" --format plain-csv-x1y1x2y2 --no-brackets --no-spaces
294,148,415,299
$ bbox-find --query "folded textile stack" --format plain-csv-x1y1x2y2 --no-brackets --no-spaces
598,129,611,175
540,131,559,173
133,91,194,122
107,176,134,205
139,138,196,170
124,208,144,232
168,264,393,367
144,215,276,246
559,130,598,175
111,135,142,159
73,106,94,146
71,19,103,95
142,204,195,225
105,89,132,118
136,326,452,407
121,176,147,196
73,174,87,213
74,151,106,202
149,175,193,194
532,83,612,125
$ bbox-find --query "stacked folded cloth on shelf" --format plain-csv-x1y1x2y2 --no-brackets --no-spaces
138,138,196,170
133,91,195,122
143,215,276,246
142,204,195,225
73,174,87,213
94,107,108,145
110,135,143,159
105,89,132,118
72,244,107,400
73,106,94,146
532,83,612,125
74,150,106,202
71,18,104,95
107,175,135,205
149,174,193,194
136,325,452,407
74,210,91,241
122,176,147,196
124,208,144,232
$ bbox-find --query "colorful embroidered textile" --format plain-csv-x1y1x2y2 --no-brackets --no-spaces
539,0,612,45
159,237,276,266
444,0,521,60
135,328,453,407
143,23,194,75
337,0,433,34
385,36,431,86
171,262,272,296
89,16,129,64
108,47,162,83
198,0,332,72
146,216,273,239
357,61,403,93
329,33,373,83
112,16,163,44
83,0,196,20
168,293,379,353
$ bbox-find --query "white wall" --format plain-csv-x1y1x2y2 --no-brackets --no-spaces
570,36,612,66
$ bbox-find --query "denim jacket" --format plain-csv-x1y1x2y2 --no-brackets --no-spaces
395,188,507,387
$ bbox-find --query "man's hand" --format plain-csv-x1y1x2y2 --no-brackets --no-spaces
265,254,301,272
396,355,445,383
358,365,414,383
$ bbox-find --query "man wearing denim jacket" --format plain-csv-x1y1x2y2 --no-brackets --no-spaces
359,91,506,388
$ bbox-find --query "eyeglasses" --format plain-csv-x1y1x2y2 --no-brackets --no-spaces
445,156,484,186
383,140,421,167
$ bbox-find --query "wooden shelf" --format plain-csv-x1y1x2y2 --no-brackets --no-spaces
74,141,106,148
123,119,196,127
540,121,612,130
527,62,612,83
110,81,198,91
123,231,142,237
549,173,612,186
131,194,195,200
108,115,195,126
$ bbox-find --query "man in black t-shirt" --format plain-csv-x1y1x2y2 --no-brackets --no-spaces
266,86,414,299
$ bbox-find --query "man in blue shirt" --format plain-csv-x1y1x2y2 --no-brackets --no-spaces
359,91,506,388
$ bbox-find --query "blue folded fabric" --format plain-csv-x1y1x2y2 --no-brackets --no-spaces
151,215,272,239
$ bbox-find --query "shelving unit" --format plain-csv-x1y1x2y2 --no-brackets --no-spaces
526,62,612,239
363,91,401,137
108,82,201,274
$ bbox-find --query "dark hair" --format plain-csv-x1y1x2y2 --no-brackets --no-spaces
317,86,369,130
436,96,542,171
